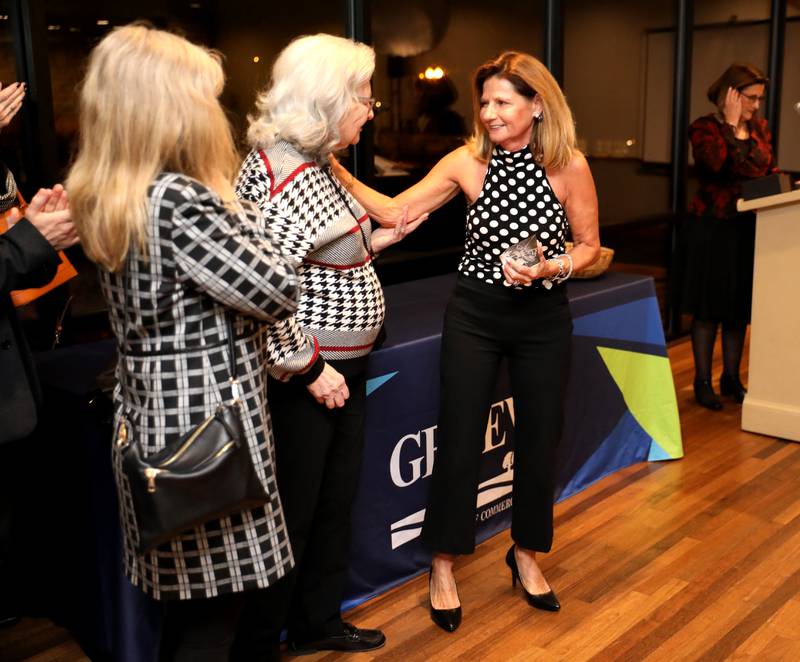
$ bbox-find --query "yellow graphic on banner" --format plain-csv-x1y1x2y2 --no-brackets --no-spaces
597,347,683,460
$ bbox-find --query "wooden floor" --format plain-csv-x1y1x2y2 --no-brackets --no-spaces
4,334,800,661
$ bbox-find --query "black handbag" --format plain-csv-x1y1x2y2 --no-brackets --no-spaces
115,273,268,554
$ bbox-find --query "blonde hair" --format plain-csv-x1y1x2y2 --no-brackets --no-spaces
67,24,240,272
247,33,375,161
467,52,576,170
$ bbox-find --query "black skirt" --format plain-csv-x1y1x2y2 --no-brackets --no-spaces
679,212,756,324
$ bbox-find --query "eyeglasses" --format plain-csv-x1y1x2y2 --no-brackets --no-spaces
357,96,377,110
740,92,765,103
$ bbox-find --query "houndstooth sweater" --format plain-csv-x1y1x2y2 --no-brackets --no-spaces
236,140,385,375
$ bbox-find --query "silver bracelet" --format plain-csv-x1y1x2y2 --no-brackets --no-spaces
543,254,573,287
551,253,573,284
542,258,562,290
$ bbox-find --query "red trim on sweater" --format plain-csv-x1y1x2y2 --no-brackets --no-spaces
277,336,320,382
346,214,370,234
304,336,321,369
303,256,373,270
258,151,316,199
319,341,375,352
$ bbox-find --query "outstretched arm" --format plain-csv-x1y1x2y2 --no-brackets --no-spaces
330,146,473,227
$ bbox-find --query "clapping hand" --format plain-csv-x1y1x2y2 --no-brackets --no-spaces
0,82,26,130
370,205,428,254
6,184,79,252
723,86,743,128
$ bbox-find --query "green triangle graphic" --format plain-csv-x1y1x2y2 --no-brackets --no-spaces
597,347,683,459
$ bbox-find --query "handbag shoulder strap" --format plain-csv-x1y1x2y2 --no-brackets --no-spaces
323,167,373,259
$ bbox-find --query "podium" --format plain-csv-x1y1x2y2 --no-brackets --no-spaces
737,189,800,442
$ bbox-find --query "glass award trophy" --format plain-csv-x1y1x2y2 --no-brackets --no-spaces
500,235,541,268
500,235,553,289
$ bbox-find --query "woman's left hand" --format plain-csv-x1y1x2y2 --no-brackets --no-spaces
501,241,552,286
370,205,428,254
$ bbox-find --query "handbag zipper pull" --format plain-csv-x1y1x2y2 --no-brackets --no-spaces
229,377,242,405
144,467,161,493
116,421,128,448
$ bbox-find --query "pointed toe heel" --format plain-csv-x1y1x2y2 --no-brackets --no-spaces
430,604,462,632
505,545,561,612
428,571,462,632
527,589,561,612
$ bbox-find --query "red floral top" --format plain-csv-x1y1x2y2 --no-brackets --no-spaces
688,114,776,218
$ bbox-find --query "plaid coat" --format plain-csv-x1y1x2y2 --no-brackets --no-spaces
99,173,300,600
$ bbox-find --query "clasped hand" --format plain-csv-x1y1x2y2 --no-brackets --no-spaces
307,363,350,409
370,205,428,254
501,241,552,287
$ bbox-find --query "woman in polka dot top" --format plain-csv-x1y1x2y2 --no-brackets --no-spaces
331,51,600,631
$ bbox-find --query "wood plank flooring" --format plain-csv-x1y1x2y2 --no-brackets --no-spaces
3,333,799,661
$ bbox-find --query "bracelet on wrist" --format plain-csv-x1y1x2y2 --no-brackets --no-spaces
542,253,574,288
552,253,573,283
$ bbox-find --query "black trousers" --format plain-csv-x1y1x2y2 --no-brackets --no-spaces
421,276,572,555
159,586,284,662
265,360,368,640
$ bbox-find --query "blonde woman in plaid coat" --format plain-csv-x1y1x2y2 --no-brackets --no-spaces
68,25,301,661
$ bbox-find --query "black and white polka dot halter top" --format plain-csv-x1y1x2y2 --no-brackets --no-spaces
458,145,568,287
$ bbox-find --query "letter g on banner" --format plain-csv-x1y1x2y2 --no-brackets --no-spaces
390,426,437,487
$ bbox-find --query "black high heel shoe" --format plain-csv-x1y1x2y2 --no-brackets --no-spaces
694,379,722,411
505,545,560,612
719,374,747,404
428,570,462,632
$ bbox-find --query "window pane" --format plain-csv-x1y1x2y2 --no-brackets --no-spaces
565,0,675,227
41,0,344,343
0,6,23,177
45,1,345,176
564,0,675,319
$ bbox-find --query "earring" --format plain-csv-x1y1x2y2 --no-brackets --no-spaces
535,113,543,121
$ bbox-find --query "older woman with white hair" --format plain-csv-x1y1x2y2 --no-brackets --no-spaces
236,33,423,654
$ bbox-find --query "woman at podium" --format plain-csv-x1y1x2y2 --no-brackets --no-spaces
682,63,776,410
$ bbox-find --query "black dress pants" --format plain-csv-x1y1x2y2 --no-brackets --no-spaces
159,586,284,662
421,276,572,555
266,360,368,641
